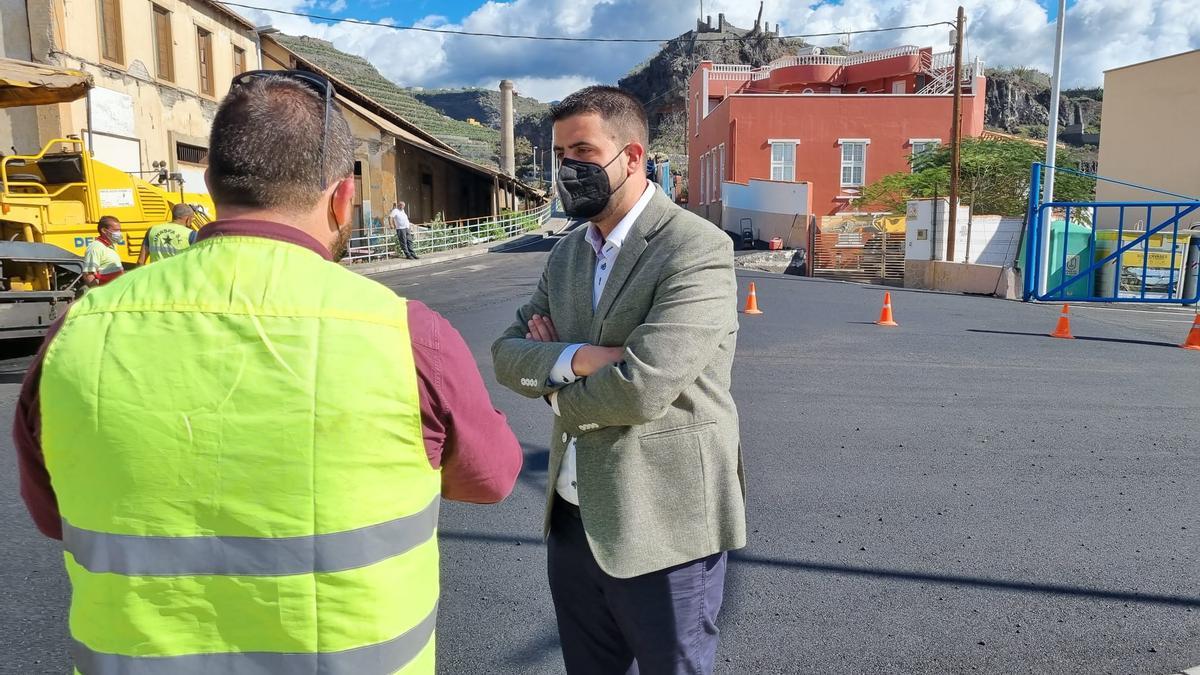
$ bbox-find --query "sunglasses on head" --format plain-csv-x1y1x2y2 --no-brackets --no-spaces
231,69,336,189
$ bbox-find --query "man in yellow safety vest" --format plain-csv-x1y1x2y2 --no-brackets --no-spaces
137,203,197,265
14,69,523,674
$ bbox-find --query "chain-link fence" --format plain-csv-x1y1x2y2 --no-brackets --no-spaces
342,202,553,264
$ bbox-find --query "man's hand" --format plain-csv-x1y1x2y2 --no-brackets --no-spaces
525,314,559,342
571,345,624,377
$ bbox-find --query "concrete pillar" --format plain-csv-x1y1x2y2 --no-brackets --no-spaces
499,80,516,177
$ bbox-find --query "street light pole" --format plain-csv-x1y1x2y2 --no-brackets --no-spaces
1042,0,1067,206
946,5,965,263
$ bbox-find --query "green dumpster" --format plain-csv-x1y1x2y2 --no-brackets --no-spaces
1020,218,1094,298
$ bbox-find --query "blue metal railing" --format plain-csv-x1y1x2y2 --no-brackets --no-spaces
1023,163,1200,304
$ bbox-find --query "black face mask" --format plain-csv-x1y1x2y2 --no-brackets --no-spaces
556,146,630,220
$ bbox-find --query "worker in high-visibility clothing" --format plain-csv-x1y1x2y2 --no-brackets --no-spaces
81,216,125,286
14,69,523,674
137,203,197,265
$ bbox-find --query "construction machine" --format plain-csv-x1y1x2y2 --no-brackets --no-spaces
0,57,215,338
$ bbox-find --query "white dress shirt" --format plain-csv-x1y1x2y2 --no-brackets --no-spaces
390,208,411,230
549,182,656,504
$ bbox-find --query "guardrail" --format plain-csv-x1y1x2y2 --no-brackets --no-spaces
342,202,553,264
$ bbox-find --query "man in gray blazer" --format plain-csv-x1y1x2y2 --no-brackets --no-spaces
492,86,745,674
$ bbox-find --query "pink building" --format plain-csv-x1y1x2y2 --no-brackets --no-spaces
687,45,987,223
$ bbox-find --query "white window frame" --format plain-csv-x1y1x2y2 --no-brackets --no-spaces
705,147,715,199
694,94,701,136
718,144,726,199
892,81,906,94
838,139,869,188
699,152,707,204
768,139,798,182
909,138,940,171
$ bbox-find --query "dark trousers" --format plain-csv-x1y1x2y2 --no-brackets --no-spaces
548,497,727,675
396,228,416,258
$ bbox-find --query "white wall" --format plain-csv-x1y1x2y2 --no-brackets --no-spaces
721,179,813,246
905,199,1021,266
722,179,810,214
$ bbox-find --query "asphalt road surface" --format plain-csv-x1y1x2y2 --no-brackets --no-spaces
1,239,1197,674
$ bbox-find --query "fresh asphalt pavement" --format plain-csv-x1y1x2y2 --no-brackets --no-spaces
0,239,1197,674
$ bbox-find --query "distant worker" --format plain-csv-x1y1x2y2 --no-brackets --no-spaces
390,200,419,259
81,216,125,287
137,203,197,265
14,70,522,673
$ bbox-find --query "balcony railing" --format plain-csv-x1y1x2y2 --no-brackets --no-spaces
719,45,924,84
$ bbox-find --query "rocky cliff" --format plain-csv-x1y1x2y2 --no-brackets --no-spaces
984,68,1102,142
618,15,816,155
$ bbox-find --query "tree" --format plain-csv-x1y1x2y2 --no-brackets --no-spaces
855,138,1096,217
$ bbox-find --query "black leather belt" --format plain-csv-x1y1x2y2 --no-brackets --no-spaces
554,494,582,519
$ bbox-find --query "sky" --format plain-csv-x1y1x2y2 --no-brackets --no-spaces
227,0,1200,102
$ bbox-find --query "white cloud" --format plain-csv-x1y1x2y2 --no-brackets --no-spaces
327,0,347,14
232,0,1199,99
508,75,600,103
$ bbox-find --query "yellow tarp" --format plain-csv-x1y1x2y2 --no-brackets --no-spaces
0,58,92,108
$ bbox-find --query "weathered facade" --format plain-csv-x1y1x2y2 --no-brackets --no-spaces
1,0,261,194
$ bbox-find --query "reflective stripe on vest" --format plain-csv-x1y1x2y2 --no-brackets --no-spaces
71,604,437,675
41,234,441,671
62,495,439,576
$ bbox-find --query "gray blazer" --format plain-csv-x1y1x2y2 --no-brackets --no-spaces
492,187,745,579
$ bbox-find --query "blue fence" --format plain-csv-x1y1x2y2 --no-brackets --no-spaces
1022,163,1200,304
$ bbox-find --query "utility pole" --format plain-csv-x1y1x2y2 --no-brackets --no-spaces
946,6,965,263
1042,0,1067,206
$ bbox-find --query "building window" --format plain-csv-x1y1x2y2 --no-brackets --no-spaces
176,142,208,165
769,141,796,182
98,0,124,64
718,144,726,198
711,148,719,200
152,5,174,82
694,94,701,136
233,46,246,75
892,81,906,94
840,141,867,187
909,139,939,171
197,27,214,96
702,152,710,203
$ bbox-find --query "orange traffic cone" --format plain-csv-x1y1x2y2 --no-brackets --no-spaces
742,282,763,315
875,292,898,327
1049,304,1074,339
1181,313,1200,351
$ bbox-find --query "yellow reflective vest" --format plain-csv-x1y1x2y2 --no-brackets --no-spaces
40,233,441,674
142,223,194,263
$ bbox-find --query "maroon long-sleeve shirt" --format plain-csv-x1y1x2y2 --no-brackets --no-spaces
14,219,523,540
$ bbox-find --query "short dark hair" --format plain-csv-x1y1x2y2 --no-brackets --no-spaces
207,75,355,212
171,203,195,220
551,86,649,148
97,216,119,233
